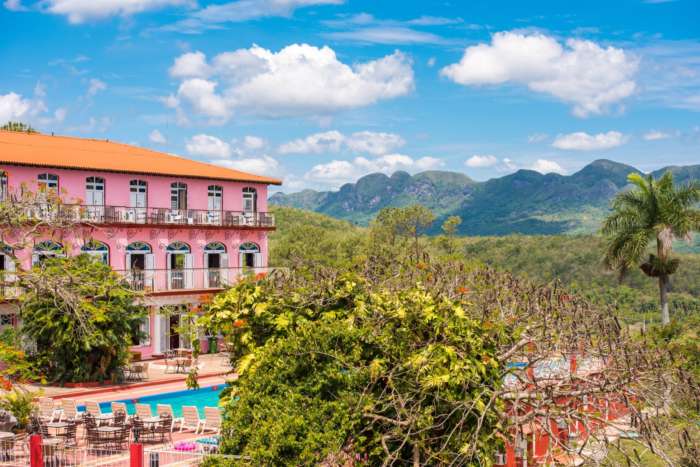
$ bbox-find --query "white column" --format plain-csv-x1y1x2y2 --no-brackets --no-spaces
153,308,162,354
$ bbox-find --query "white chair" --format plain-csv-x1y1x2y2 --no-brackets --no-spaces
37,397,59,422
111,402,130,418
135,403,153,419
180,406,205,433
59,399,83,422
85,400,113,425
157,404,184,431
203,407,222,434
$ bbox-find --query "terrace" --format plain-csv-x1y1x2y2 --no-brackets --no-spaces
17,203,275,229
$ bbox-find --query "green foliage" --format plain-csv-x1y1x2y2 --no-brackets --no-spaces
0,328,37,384
204,271,505,465
0,387,37,429
0,121,37,133
18,254,144,383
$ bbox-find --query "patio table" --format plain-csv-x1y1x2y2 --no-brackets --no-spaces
0,432,12,440
143,416,161,426
46,422,70,436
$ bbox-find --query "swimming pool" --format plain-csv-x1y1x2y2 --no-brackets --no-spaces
82,385,225,417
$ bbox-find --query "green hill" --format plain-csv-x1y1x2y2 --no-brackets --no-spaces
270,160,700,236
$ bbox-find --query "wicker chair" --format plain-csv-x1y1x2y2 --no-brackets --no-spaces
155,414,173,443
113,410,127,427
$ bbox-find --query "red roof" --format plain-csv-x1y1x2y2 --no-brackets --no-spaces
0,130,282,185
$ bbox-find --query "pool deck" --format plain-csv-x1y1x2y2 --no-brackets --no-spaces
26,353,233,403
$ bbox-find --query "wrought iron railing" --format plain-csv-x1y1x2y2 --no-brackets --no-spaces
17,203,275,228
117,267,274,292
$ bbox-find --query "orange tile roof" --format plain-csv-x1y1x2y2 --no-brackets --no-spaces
0,130,282,185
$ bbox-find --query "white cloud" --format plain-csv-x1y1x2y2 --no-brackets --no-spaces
441,31,638,117
304,153,443,188
169,51,211,78
345,131,405,155
44,0,194,23
527,133,548,143
169,44,414,121
278,130,404,156
185,134,231,158
214,155,280,176
530,159,566,174
465,154,498,168
325,27,444,45
0,92,46,123
52,107,67,123
643,130,671,141
278,130,345,154
552,131,627,150
149,129,167,144
4,0,27,11
427,57,436,67
87,78,107,97
243,135,266,150
164,0,343,32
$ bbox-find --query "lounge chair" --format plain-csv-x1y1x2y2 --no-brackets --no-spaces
180,406,204,433
85,400,113,425
135,403,153,419
111,402,129,417
157,404,183,431
203,407,222,434
59,400,83,423
37,397,59,422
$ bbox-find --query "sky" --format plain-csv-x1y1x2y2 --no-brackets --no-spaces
1,0,699,193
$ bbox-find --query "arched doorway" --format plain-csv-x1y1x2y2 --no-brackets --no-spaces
166,242,192,290
239,242,261,269
125,242,153,291
81,239,109,265
204,242,227,288
32,241,65,266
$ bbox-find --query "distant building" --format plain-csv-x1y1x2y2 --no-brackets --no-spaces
0,130,281,358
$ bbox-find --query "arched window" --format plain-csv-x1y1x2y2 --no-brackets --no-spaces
37,173,59,193
242,187,257,214
238,242,261,269
129,180,147,208
204,242,228,287
81,239,109,265
0,172,7,201
125,242,153,273
170,182,187,211
126,241,152,253
32,240,64,266
167,242,192,289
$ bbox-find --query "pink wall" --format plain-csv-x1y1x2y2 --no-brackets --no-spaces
0,164,269,212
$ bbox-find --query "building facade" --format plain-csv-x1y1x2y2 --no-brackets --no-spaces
0,130,281,359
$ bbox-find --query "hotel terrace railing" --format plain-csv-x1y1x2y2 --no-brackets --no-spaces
0,267,277,299
118,267,274,293
18,203,275,228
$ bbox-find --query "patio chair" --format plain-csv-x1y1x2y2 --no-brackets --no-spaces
180,406,205,433
135,403,153,419
58,421,78,448
85,400,113,425
37,397,59,422
0,434,16,463
157,404,183,431
113,410,127,427
135,362,149,381
203,407,222,434
131,416,157,444
163,351,178,374
155,414,173,443
59,399,83,423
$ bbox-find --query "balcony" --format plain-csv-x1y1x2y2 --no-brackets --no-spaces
117,267,273,293
19,204,275,228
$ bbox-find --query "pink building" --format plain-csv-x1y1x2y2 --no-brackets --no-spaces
0,130,281,359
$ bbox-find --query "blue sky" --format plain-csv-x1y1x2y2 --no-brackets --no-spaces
1,0,699,192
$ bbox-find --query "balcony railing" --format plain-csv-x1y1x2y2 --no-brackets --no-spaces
18,204,275,228
117,267,273,293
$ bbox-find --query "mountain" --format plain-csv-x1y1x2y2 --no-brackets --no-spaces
269,160,700,235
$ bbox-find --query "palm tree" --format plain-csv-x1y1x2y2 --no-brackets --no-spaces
602,172,700,325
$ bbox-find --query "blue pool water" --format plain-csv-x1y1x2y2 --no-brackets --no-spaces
80,385,224,418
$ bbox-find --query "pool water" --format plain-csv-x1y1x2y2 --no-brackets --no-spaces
83,385,224,418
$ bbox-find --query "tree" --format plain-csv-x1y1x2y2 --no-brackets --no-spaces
369,205,435,261
0,121,37,133
18,255,144,383
440,215,462,254
603,172,700,325
202,258,700,466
